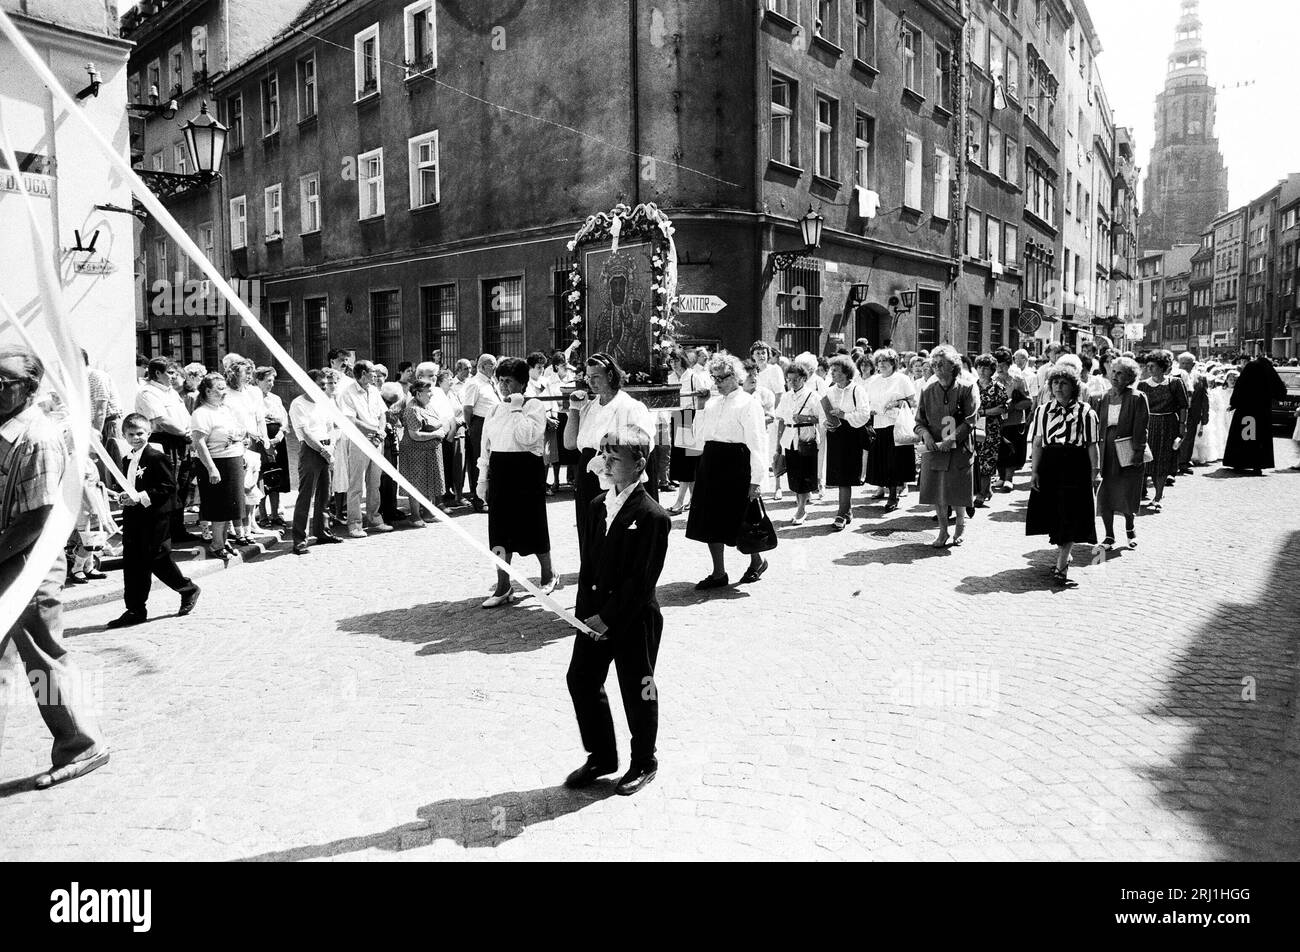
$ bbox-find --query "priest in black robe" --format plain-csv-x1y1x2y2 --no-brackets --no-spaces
1222,354,1287,474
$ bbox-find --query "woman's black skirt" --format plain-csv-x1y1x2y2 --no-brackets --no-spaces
999,422,1028,471
825,425,864,487
685,441,751,546
574,447,600,557
669,445,699,483
1025,443,1097,546
783,445,819,494
199,455,245,521
261,421,291,493
488,451,550,556
864,425,914,487
556,412,580,466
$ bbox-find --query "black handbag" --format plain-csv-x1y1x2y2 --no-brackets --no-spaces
736,496,778,555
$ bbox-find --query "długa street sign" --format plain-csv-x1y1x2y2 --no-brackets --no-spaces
678,294,727,314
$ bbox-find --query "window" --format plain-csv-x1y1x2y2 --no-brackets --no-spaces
1076,181,1083,220
1004,137,1019,186
776,264,823,356
968,114,984,166
968,305,983,354
358,148,384,219
264,184,283,240
1006,50,1020,99
408,131,440,207
226,95,243,151
967,208,982,257
969,16,985,72
370,290,402,373
768,0,797,21
989,33,1004,80
916,289,940,351
173,141,187,175
903,133,923,209
1003,224,1018,268
771,74,795,166
816,0,837,43
268,301,291,354
304,298,328,370
854,0,874,63
482,277,524,358
814,95,838,180
230,196,247,250
933,149,951,219
355,24,381,99
191,26,208,80
169,45,184,94
987,125,1003,178
1065,172,1073,213
853,111,873,186
297,56,316,120
421,284,458,358
198,222,214,270
990,308,1004,350
300,173,320,233
934,46,951,110
404,1,437,72
261,74,280,136
901,25,918,91
153,237,168,280
987,216,1002,267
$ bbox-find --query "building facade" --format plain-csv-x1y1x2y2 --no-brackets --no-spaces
1278,182,1300,359
1138,0,1228,252
0,0,136,398
1188,232,1213,354
1209,206,1246,357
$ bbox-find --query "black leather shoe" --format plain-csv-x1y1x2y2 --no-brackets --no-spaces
178,585,200,616
694,573,729,591
471,497,488,514
615,764,658,796
106,611,146,629
315,533,344,544
564,758,618,789
738,559,768,584
293,543,310,556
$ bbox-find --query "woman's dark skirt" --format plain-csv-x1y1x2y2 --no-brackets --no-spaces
783,446,819,494
1026,443,1097,546
556,412,580,466
685,441,751,546
1144,413,1179,486
825,425,864,487
488,451,550,556
199,455,245,521
574,447,600,557
864,425,915,488
999,423,1028,471
669,445,699,483
261,421,291,493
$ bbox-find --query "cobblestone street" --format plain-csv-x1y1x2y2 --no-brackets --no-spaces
2,439,1297,861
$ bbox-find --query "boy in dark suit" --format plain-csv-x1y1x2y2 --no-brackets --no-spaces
564,425,670,796
106,414,200,628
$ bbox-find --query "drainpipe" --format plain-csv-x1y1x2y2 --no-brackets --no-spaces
953,0,970,346
754,1,768,348
629,0,641,206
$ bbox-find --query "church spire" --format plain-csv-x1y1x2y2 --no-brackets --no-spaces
1166,0,1208,87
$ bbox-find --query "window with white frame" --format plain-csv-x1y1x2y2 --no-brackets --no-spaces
854,0,874,63
151,150,164,172
816,0,837,42
199,222,214,264
297,55,316,120
987,216,1002,267
933,148,951,219
147,60,161,97
1003,223,1018,267
1005,136,1019,186
408,131,440,208
264,184,283,239
300,173,320,233
989,33,1004,81
768,0,798,21
404,1,437,71
226,94,243,151
854,111,873,187
173,141,187,175
814,95,838,180
901,25,918,91
358,148,384,219
169,44,183,94
967,208,982,257
1006,49,1020,99
771,73,795,166
903,132,923,209
261,74,280,135
355,24,381,98
191,26,208,79
154,237,168,280
987,124,1003,178
934,45,951,110
969,15,985,72
230,196,247,249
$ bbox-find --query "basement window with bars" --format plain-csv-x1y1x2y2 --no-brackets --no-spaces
370,290,402,373
421,283,458,360
916,289,940,352
483,277,525,358
304,297,328,370
776,263,822,357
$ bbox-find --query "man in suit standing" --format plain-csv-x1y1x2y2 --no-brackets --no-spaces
564,425,670,796
106,414,200,629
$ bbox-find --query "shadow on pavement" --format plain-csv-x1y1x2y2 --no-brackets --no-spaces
0,773,46,800
861,516,936,537
834,543,950,567
1139,529,1300,860
235,783,616,860
656,579,751,608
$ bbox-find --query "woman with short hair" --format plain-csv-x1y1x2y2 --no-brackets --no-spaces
1090,356,1148,550
1026,365,1101,587
668,348,712,515
400,378,448,526
477,357,559,607
254,366,290,528
775,362,824,525
526,351,562,495
223,359,266,544
823,354,873,530
993,347,1031,491
1137,349,1188,512
190,373,246,561
864,348,917,512
973,354,1009,505
914,346,977,546
686,354,770,590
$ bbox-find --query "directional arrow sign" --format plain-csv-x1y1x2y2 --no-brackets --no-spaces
677,294,727,314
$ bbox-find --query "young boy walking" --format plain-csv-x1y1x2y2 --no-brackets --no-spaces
107,414,200,628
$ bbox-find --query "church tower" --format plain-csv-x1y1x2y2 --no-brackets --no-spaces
1139,0,1230,251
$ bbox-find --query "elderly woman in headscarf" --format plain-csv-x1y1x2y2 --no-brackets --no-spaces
913,345,977,547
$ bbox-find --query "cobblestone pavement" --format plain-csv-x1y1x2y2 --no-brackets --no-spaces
2,437,1298,861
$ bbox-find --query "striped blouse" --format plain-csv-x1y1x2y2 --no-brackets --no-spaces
1032,399,1099,447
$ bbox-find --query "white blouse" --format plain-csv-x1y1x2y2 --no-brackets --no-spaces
479,400,548,469
776,385,825,450
575,388,656,452
757,363,786,395
525,376,560,420
678,365,714,399
694,388,769,486
866,372,916,426
823,381,874,429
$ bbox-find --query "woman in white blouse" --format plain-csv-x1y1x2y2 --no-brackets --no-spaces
823,355,874,531
477,357,559,608
864,348,917,512
526,352,562,494
563,353,656,557
686,354,770,590
668,347,713,515
775,362,825,525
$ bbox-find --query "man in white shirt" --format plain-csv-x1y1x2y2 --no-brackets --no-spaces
289,368,343,553
338,359,392,536
326,349,356,521
461,353,501,513
135,357,195,542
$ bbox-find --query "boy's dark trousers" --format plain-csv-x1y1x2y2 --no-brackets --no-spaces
122,509,194,615
567,622,662,769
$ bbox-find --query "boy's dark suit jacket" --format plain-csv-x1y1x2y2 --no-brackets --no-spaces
575,484,670,637
121,444,178,526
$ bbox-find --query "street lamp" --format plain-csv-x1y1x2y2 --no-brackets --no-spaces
770,205,825,271
135,102,227,203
